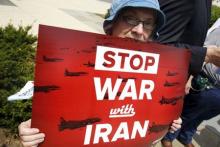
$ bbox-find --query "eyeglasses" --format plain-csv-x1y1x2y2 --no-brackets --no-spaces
121,15,155,31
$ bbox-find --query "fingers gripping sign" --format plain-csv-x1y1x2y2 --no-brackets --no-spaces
18,119,45,147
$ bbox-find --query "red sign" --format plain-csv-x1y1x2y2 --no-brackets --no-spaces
32,25,190,147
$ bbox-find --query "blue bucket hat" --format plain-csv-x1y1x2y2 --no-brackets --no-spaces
103,0,166,35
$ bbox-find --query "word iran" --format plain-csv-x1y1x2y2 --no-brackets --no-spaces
84,120,149,145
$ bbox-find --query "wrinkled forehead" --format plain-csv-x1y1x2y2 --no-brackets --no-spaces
119,7,156,20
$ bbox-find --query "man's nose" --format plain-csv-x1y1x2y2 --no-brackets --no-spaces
131,23,144,35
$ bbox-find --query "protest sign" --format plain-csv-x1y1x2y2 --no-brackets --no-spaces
32,25,190,147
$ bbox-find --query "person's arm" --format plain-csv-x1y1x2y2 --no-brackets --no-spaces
164,43,206,76
185,75,193,94
18,119,45,147
169,43,220,76
205,46,220,66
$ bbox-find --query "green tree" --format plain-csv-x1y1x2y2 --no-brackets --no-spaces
210,5,220,27
0,24,37,133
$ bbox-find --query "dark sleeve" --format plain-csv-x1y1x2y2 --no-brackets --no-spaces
157,0,194,44
157,0,211,46
178,0,212,46
171,43,207,76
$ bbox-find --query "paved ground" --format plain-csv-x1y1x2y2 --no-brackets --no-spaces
0,0,110,34
1,0,220,146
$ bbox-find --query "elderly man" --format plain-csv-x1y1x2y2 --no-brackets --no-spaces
105,0,220,77
18,0,182,146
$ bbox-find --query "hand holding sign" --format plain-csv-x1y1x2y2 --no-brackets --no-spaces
18,119,45,147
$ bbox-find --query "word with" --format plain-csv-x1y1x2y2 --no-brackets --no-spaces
109,104,135,118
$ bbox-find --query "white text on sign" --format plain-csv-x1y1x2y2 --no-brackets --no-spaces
94,78,154,100
84,46,159,145
84,120,149,145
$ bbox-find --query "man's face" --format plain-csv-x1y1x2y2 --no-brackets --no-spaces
111,8,156,42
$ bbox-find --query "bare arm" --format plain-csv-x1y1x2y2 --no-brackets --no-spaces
205,46,220,67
